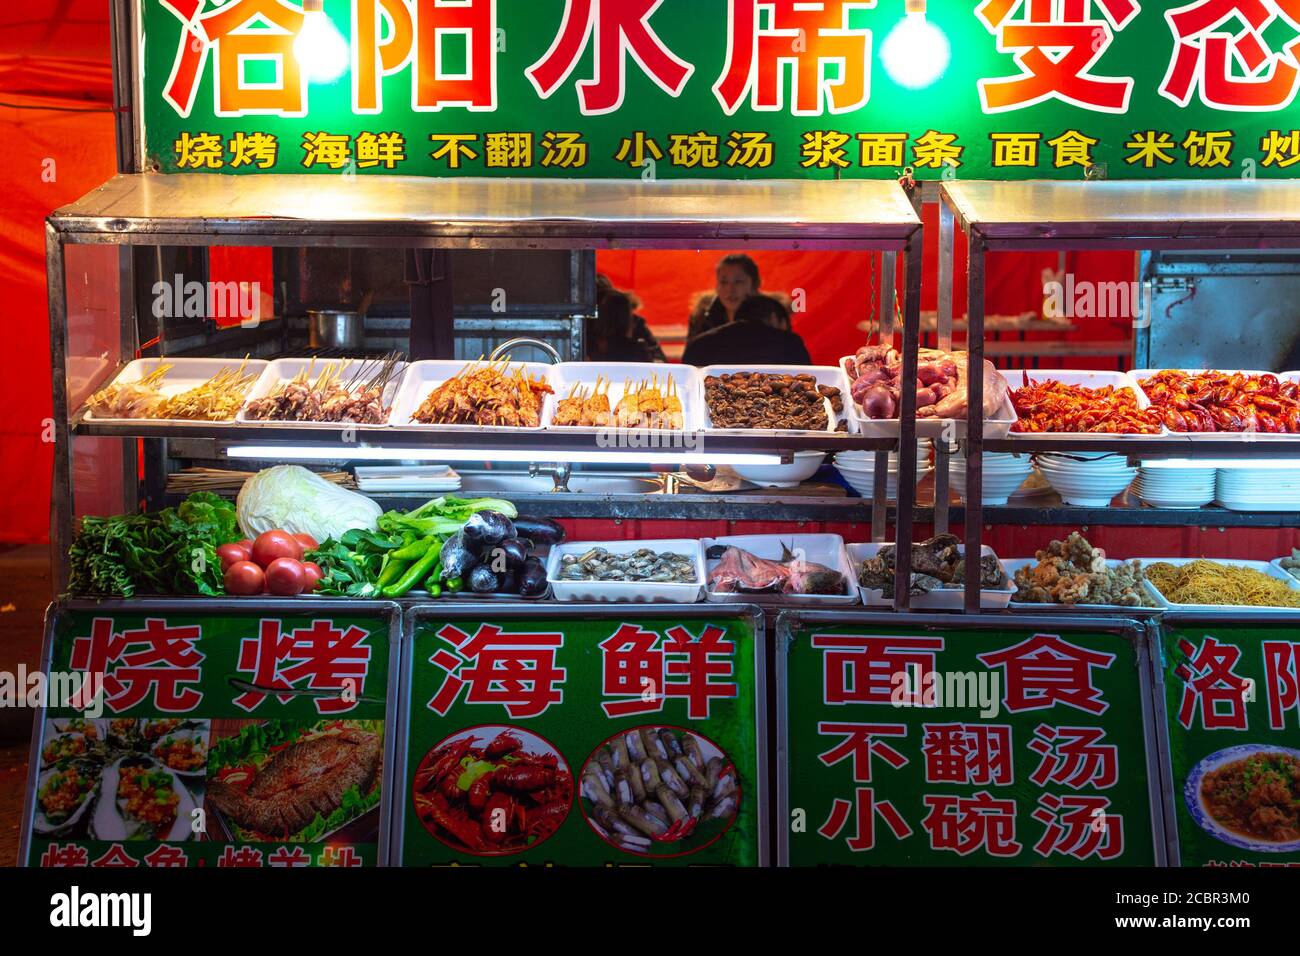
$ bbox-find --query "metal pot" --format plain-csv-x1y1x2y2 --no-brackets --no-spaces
307,310,364,350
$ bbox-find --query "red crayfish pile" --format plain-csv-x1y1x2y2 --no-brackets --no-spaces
1138,370,1300,433
1010,377,1162,434
412,729,572,854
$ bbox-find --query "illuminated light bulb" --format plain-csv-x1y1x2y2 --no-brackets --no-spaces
294,2,350,84
881,9,951,90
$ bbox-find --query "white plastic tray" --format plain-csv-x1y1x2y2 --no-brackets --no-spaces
849,543,1014,609
699,365,857,435
549,362,703,432
1139,557,1300,612
83,358,269,425
702,533,858,606
839,354,1017,439
390,360,555,431
1003,558,1163,612
1005,369,1166,440
1269,557,1300,587
1132,369,1300,441
236,357,407,428
546,539,705,604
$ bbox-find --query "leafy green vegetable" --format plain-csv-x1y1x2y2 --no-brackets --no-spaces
68,493,240,598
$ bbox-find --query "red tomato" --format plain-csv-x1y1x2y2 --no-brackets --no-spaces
265,558,307,597
301,562,324,593
293,533,320,554
216,543,251,572
237,539,255,551
252,530,302,568
224,561,265,596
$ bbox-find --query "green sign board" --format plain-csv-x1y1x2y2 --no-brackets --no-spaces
398,611,765,866
1160,621,1300,868
780,619,1158,866
23,605,395,868
141,0,1300,180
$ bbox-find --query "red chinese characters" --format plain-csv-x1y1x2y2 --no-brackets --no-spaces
819,788,912,851
427,623,566,719
1028,724,1119,790
977,634,1116,715
714,0,874,116
234,619,372,715
526,0,694,114
1176,635,1250,731
813,633,944,706
70,618,204,714
921,792,1022,857
817,722,908,783
976,0,1139,113
921,723,1014,786
1032,793,1125,861
599,623,738,720
1263,639,1300,730
1161,0,1300,110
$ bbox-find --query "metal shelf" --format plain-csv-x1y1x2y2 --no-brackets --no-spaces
985,437,1300,458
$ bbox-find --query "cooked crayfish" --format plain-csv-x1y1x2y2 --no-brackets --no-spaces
1138,369,1300,433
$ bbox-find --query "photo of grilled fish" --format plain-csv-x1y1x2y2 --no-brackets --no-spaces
206,727,382,838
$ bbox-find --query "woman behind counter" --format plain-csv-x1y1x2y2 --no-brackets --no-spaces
683,294,813,368
591,274,666,363
688,253,762,340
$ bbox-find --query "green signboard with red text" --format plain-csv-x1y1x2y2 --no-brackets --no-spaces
1160,621,1300,868
23,605,395,868
397,610,765,866
141,0,1300,180
780,618,1159,866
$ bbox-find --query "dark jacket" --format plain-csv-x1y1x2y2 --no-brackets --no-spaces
687,295,730,341
682,318,814,368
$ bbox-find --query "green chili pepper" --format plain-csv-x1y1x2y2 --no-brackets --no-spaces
426,581,443,598
377,556,412,589
446,576,464,594
383,552,441,598
391,537,435,562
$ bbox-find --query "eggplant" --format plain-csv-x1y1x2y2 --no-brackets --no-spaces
519,558,549,597
463,510,516,549
439,533,479,580
499,538,530,568
469,565,500,594
512,516,566,546
497,568,520,594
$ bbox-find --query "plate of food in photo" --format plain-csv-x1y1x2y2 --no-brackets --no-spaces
91,756,196,842
1185,744,1300,852
33,760,101,835
149,724,210,778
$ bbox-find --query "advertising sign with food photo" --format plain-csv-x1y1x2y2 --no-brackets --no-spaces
779,616,1160,866
1160,622,1300,867
397,610,766,866
21,604,397,868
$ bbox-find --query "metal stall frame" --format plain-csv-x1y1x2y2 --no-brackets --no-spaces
47,174,925,605
18,598,405,868
940,180,1300,613
391,602,769,867
773,609,1169,868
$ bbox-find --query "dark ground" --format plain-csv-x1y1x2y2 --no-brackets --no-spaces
0,544,54,866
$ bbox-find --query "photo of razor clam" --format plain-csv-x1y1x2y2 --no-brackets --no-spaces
579,726,740,857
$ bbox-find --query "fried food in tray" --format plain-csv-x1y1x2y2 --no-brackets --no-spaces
1011,379,1161,434
86,358,261,422
1012,532,1156,607
1138,369,1300,433
243,354,402,425
411,358,553,428
705,371,844,431
555,375,683,430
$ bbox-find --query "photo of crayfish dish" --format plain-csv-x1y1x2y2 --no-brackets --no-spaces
579,726,740,858
411,727,572,856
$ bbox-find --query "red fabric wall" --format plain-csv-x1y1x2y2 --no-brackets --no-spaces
0,3,117,544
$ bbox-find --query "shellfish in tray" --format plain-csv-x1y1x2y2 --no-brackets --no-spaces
150,726,210,778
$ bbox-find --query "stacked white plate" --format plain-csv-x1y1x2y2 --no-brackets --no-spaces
835,440,931,501
947,453,1034,506
1133,462,1216,509
1216,466,1300,512
1035,452,1138,507
354,466,462,493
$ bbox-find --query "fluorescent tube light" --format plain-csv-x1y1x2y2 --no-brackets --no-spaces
223,445,787,466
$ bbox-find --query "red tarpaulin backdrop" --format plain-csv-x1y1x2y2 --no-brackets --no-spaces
0,4,1136,546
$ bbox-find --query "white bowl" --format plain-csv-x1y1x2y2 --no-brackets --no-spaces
733,451,826,488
